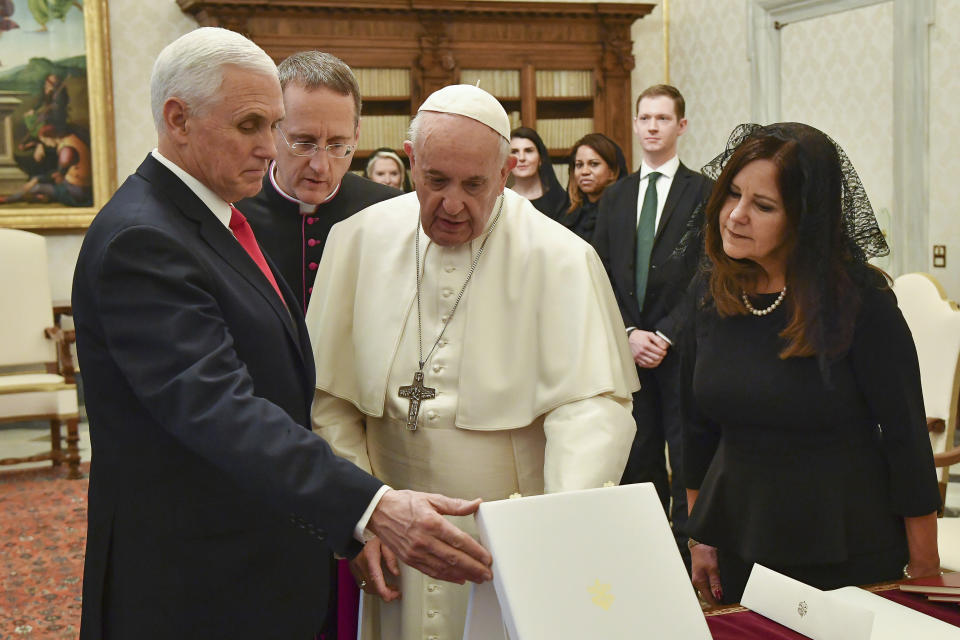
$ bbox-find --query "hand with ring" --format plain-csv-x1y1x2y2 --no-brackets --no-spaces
351,537,402,602
689,541,723,605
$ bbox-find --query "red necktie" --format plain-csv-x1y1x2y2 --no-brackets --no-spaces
229,206,285,304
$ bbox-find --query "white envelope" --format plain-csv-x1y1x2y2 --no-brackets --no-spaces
741,564,874,640
463,483,711,640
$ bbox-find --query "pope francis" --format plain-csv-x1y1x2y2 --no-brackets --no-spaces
306,85,640,640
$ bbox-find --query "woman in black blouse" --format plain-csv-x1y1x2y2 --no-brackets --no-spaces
682,123,941,605
562,133,628,242
509,127,569,219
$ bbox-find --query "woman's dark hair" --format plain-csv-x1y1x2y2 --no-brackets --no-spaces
703,122,881,360
566,133,628,214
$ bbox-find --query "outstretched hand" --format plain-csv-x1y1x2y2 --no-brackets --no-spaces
367,489,492,585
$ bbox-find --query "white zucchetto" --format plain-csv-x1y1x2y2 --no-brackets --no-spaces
417,84,511,141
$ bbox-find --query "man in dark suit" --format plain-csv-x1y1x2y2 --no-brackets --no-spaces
72,28,491,640
235,51,400,315
593,84,712,565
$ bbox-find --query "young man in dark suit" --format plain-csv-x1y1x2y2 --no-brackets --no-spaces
593,84,713,566
72,27,491,640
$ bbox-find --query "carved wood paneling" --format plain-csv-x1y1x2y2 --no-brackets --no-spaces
177,0,654,165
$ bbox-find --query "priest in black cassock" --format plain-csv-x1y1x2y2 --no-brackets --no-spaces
236,51,400,314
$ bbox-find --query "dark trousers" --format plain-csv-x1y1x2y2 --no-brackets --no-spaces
620,352,689,569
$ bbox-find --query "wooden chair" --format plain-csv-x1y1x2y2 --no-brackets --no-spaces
0,229,81,479
891,273,960,569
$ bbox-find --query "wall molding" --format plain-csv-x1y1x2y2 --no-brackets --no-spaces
747,0,935,274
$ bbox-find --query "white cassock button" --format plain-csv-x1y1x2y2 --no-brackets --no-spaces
432,363,442,372
427,410,438,420
427,584,439,592
427,610,438,618
438,339,448,348
444,265,456,273
442,288,453,298
441,314,449,323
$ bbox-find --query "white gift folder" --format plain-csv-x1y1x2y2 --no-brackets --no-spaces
463,483,711,640
741,564,960,640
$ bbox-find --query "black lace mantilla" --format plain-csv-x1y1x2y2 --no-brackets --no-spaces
701,123,889,262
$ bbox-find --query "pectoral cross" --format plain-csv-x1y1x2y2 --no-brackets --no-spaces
398,371,436,430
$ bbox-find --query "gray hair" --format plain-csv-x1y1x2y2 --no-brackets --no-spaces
407,111,510,165
277,51,362,128
150,27,277,133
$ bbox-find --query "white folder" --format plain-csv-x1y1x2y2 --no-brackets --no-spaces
741,564,960,640
463,483,711,640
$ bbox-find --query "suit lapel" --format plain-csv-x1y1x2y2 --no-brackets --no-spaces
615,173,643,269
655,165,692,243
138,156,304,360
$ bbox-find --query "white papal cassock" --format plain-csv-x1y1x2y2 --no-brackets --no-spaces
306,188,640,640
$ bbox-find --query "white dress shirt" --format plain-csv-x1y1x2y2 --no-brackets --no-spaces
635,154,680,232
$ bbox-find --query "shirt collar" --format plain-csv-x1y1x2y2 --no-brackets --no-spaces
639,155,680,181
268,160,341,214
151,149,232,228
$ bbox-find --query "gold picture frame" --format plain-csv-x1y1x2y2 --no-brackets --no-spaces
0,0,115,230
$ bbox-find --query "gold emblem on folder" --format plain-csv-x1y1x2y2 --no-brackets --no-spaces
798,600,808,618
588,579,614,611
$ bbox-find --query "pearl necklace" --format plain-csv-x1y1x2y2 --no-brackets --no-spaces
741,285,787,316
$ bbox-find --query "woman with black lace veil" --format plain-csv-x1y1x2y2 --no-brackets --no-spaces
562,133,629,242
509,127,569,219
680,123,941,605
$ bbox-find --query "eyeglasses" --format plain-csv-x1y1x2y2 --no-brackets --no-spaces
276,126,356,159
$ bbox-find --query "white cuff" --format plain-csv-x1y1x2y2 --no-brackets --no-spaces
354,484,392,542
655,330,673,346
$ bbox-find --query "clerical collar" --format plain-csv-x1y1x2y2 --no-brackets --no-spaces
639,155,680,181
151,149,232,228
268,160,341,214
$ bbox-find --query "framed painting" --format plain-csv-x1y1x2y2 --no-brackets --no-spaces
0,0,115,230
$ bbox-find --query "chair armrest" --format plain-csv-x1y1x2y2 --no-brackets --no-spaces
934,445,960,468
44,325,76,383
928,417,946,434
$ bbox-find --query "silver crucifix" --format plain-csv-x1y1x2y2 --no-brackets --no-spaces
398,371,436,430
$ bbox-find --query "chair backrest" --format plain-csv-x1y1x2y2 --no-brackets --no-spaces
0,228,56,368
891,273,960,488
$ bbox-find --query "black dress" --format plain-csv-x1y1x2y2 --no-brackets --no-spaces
682,285,940,601
530,183,569,221
560,199,600,243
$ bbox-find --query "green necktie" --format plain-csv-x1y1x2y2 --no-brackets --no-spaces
634,171,661,313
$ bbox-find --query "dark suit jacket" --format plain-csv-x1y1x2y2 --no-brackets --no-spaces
592,162,712,339
73,154,383,640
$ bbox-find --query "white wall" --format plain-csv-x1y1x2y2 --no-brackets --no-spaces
929,0,960,296
780,2,895,271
